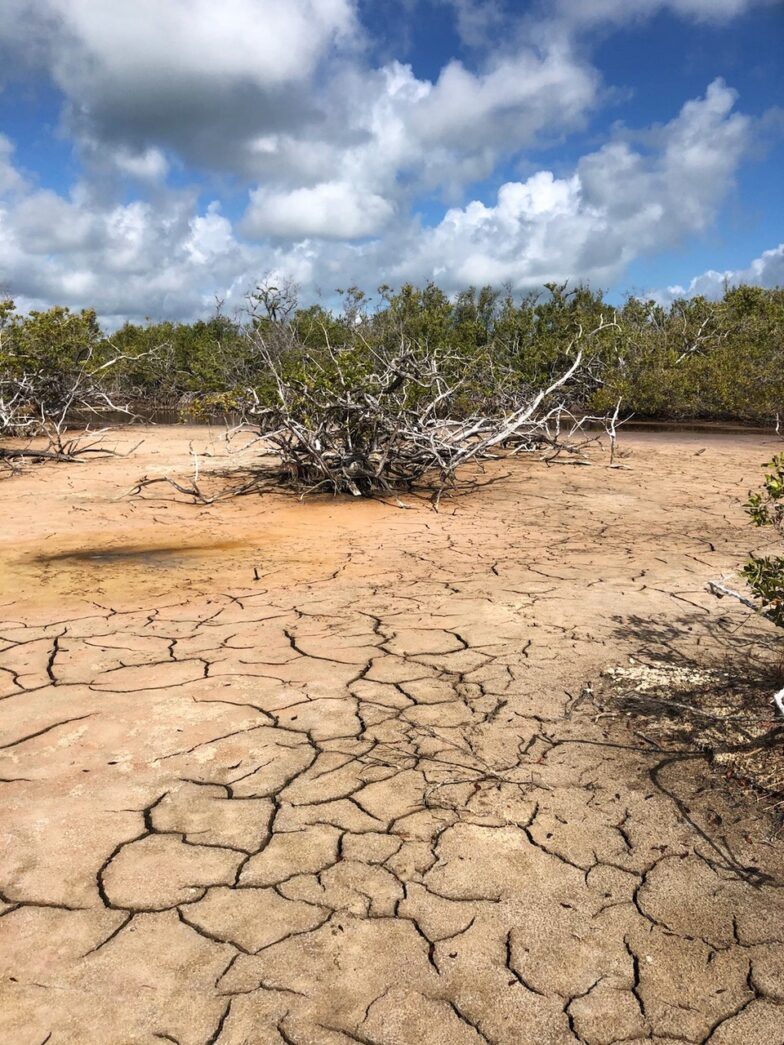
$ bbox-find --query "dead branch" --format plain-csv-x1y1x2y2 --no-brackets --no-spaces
707,577,784,721
0,341,141,474
214,318,622,502
707,577,762,613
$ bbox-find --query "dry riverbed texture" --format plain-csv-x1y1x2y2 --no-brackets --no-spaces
1,426,783,1045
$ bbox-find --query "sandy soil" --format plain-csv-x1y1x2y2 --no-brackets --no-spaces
1,426,783,1045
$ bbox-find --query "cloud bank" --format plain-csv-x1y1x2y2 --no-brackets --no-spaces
0,0,779,320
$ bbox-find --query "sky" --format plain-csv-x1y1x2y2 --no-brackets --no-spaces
0,0,782,324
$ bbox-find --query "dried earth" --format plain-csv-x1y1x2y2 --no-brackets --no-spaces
1,426,783,1045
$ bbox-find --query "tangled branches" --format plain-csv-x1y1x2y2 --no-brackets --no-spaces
0,363,129,474
229,317,620,500
129,319,622,505
0,302,145,475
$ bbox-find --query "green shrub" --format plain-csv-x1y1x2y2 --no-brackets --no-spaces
2,283,783,426
743,453,784,627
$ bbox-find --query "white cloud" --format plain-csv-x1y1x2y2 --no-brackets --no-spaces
0,0,600,197
243,181,395,240
185,203,237,265
384,80,750,290
0,135,26,195
0,0,360,183
442,0,774,51
0,162,263,322
11,0,357,88
0,0,775,321
550,0,777,28
11,190,98,254
440,0,508,48
110,147,170,184
409,45,597,151
234,49,598,240
0,79,757,320
655,243,784,302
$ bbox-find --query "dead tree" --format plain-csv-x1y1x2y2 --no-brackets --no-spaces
129,315,621,504
230,317,619,500
0,343,142,474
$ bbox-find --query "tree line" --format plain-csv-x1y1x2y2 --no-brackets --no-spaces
1,280,782,426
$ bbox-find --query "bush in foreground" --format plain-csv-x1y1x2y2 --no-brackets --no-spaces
744,453,784,628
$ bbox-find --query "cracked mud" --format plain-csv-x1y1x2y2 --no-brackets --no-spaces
1,426,783,1045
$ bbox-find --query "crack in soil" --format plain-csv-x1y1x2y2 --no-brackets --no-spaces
0,426,782,1044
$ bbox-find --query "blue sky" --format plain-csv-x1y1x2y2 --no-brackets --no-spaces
0,0,781,322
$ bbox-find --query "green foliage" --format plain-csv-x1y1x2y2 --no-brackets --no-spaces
595,287,784,421
741,554,784,627
746,453,784,531
1,302,105,376
0,301,108,431
108,315,249,399
1,283,782,427
742,453,784,627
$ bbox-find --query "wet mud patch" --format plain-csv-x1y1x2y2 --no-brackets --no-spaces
33,539,250,569
5,538,267,605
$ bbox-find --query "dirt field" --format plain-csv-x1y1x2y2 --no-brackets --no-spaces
1,426,783,1045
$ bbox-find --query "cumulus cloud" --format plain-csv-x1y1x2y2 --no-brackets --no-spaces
243,182,395,240
0,135,26,196
0,0,599,191
0,79,757,320
0,0,358,176
231,47,598,240
4,0,357,89
440,0,509,49
107,147,170,184
0,0,776,320
654,243,784,303
53,0,356,85
549,0,778,28
0,144,261,322
409,45,597,152
10,0,754,256
382,80,750,290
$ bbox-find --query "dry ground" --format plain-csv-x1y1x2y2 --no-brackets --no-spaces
0,426,783,1045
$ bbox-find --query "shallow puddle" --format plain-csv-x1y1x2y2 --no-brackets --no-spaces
34,539,249,568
